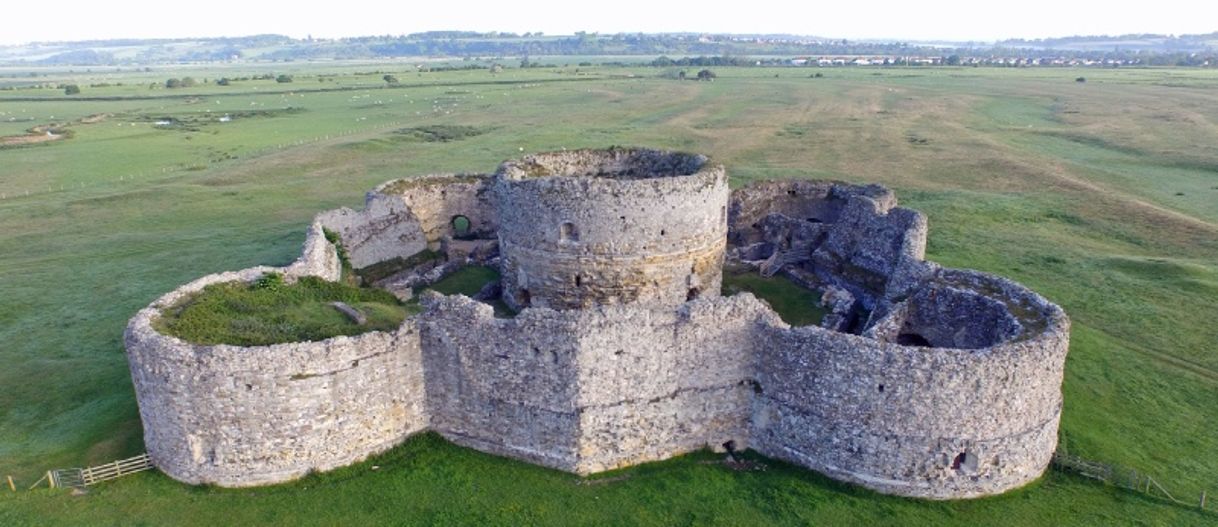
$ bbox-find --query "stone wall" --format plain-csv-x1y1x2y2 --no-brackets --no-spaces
495,149,729,310
317,174,495,269
419,292,776,475
124,233,427,487
571,294,776,473
419,294,584,471
751,269,1070,499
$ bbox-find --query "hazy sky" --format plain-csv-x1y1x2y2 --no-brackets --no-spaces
6,0,1217,46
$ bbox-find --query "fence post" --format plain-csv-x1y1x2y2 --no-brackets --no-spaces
47,470,56,489
1202,490,1207,510
6,475,14,491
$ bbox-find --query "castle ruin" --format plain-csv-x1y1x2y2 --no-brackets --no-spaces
125,148,1070,500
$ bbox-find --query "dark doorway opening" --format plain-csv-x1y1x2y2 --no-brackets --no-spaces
896,333,932,347
451,215,471,238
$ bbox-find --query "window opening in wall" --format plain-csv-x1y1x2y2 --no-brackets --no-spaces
877,384,884,393
687,287,701,301
451,215,471,238
575,275,582,287
560,222,579,242
896,333,931,347
952,452,978,473
519,289,532,307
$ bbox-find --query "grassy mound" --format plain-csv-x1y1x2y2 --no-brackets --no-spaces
723,270,828,327
155,275,416,346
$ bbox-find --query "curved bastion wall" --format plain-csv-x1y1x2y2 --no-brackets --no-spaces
124,223,428,487
495,149,729,310
125,149,1069,500
751,268,1070,499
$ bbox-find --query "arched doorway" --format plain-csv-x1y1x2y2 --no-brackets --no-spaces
451,215,471,238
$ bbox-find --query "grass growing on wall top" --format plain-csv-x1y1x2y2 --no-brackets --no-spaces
154,275,414,346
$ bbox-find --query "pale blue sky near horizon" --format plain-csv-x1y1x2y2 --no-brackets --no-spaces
5,0,1217,46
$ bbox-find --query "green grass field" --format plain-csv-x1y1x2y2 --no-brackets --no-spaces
2,63,1217,525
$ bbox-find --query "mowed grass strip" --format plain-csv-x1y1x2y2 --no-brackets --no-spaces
154,275,414,346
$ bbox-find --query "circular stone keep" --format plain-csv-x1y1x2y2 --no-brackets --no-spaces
494,148,729,310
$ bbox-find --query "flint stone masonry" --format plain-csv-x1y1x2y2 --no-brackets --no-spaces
126,148,1070,500
316,174,495,269
124,229,425,487
420,291,773,474
496,149,729,310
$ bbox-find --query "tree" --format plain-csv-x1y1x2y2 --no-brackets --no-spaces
677,70,686,80
383,74,399,84
63,84,80,95
276,74,293,83
180,77,197,87
696,69,716,81
216,77,230,86
165,78,182,88
946,54,961,66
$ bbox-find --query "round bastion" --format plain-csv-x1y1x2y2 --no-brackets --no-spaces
494,148,729,310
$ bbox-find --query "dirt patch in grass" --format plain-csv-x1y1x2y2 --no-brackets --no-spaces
393,124,488,143
155,275,416,346
0,125,72,148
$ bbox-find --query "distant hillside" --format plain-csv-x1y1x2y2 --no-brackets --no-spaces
1,31,1216,66
998,32,1218,52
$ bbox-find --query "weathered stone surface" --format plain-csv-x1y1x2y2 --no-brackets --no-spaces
496,148,729,310
124,236,426,487
317,174,495,269
125,149,1070,500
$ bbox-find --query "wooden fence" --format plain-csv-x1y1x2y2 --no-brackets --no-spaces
37,453,153,489
1051,450,1211,513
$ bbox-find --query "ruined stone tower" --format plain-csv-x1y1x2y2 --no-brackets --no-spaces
495,149,729,310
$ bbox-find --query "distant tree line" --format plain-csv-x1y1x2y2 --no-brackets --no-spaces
13,32,1218,68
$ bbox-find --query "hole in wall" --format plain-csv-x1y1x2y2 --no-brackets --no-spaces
660,229,666,236
687,287,701,301
806,217,823,223
952,452,978,473
451,215,471,237
519,289,532,307
787,190,797,196
896,333,932,347
575,275,582,287
877,384,884,393
560,221,579,242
